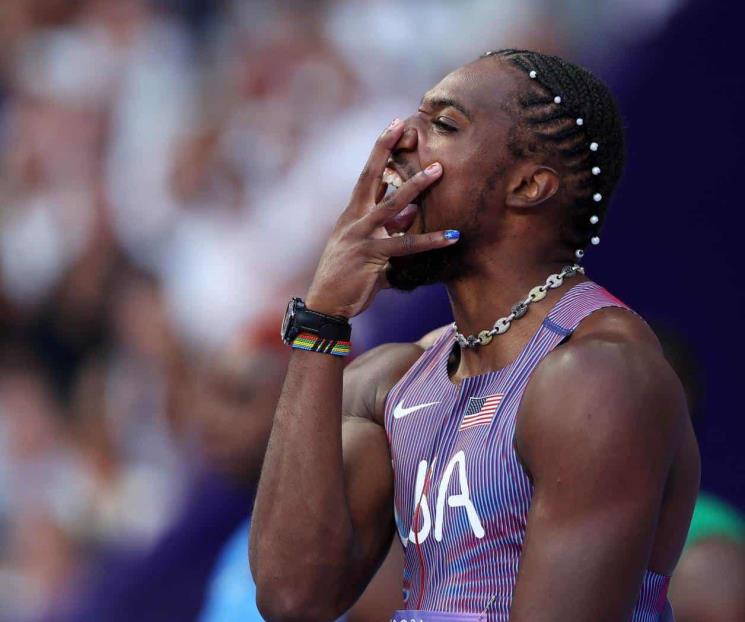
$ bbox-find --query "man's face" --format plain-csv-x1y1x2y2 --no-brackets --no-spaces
385,60,519,290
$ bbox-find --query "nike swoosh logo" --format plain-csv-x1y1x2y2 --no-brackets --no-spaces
392,401,440,419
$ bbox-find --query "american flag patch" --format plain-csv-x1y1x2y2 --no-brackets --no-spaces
459,394,504,431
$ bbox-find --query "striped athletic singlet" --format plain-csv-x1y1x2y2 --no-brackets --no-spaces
384,281,674,622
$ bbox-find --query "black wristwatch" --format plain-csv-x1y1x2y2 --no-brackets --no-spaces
280,298,352,345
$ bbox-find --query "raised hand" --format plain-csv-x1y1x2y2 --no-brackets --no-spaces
306,118,460,319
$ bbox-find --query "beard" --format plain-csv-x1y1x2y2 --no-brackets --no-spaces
386,236,473,291
386,169,501,291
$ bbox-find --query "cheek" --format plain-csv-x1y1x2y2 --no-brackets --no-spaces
434,158,485,209
421,181,471,232
419,133,499,222
430,171,504,236
437,138,492,187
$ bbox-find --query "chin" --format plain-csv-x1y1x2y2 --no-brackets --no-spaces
386,243,469,291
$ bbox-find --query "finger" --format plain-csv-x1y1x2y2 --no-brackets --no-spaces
375,181,388,205
377,266,391,290
373,229,460,258
362,162,442,229
350,118,405,208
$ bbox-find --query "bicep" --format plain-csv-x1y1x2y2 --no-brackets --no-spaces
511,340,684,621
510,465,667,621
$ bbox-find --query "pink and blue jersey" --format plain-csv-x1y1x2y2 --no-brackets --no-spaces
384,281,673,622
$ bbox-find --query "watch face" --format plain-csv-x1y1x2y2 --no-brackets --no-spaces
281,299,296,343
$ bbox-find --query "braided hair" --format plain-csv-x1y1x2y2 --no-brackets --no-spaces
481,49,625,258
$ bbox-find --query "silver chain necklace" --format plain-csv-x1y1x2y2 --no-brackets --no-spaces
453,264,585,348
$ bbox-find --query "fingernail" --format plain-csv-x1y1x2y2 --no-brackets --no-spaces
424,162,442,176
387,118,402,130
443,229,460,240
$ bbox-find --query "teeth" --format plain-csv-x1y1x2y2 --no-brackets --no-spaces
382,168,404,189
391,232,405,237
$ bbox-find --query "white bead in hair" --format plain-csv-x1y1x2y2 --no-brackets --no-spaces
576,118,584,126
591,236,600,245
529,70,537,78
575,249,585,259
593,193,602,202
590,215,599,225
554,96,562,104
590,142,599,151
592,166,601,175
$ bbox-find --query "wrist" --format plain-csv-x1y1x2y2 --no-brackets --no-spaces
291,331,351,357
304,295,351,320
281,298,352,356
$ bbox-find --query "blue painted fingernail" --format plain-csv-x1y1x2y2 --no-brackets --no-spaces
443,230,460,240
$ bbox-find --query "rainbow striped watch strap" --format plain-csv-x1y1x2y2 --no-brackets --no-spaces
291,332,351,357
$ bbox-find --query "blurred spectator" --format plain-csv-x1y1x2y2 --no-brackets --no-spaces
668,494,745,622
196,334,287,622
654,325,745,621
0,353,86,620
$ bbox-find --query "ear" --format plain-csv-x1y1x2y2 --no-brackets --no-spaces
505,163,560,209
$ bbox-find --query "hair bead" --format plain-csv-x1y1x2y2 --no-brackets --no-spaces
485,49,624,269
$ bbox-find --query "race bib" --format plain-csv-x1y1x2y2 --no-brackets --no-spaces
391,611,483,622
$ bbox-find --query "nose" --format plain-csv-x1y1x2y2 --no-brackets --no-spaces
392,121,418,155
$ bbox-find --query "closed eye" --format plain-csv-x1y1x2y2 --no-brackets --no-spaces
433,118,457,133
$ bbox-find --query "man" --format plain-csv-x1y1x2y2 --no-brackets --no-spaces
668,494,745,621
250,49,700,621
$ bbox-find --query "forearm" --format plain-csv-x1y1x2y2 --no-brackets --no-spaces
250,349,356,617
250,119,451,620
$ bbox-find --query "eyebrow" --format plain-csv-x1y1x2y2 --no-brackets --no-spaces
420,95,473,121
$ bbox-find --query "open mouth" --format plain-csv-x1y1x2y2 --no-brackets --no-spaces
382,166,419,237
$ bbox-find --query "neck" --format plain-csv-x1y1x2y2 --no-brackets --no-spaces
445,243,584,380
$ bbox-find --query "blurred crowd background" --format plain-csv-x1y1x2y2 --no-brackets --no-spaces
0,1,742,621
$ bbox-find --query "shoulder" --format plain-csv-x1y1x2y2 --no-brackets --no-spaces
343,324,450,425
416,324,451,349
524,306,675,413
516,306,688,479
